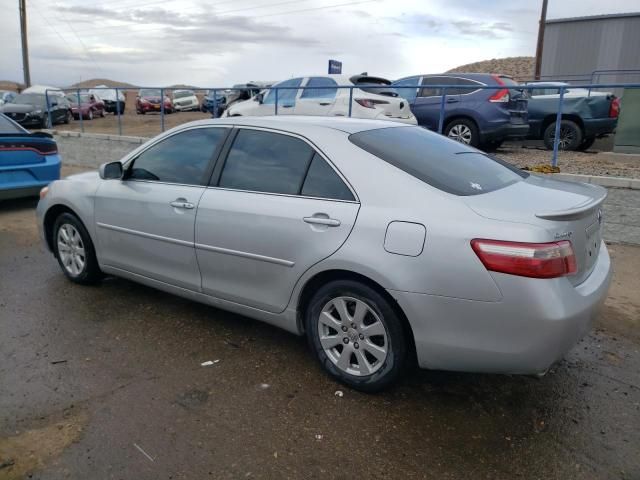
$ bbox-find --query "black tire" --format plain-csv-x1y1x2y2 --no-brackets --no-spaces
52,213,103,285
305,280,407,392
40,116,49,129
577,135,596,151
444,118,480,147
543,120,583,151
481,139,503,152
99,109,105,118
63,110,71,124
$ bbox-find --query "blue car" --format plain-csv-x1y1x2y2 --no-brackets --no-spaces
0,113,60,200
392,73,529,150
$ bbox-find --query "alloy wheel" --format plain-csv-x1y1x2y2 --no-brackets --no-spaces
447,124,472,144
551,126,576,150
57,224,85,276
317,296,388,376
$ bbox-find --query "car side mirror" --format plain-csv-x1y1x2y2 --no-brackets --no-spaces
255,92,264,104
99,161,123,180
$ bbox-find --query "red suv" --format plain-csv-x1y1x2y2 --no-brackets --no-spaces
136,89,173,114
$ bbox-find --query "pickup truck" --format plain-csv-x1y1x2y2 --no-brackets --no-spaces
525,82,620,151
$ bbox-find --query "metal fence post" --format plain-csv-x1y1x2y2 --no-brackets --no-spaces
213,89,218,119
348,87,353,117
160,88,165,132
438,88,447,134
76,89,84,133
274,88,278,116
551,86,566,168
116,88,122,136
45,90,53,129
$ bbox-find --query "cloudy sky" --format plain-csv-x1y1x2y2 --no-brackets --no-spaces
0,0,637,86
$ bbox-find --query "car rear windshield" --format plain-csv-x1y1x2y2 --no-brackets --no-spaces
350,76,398,97
174,91,192,99
349,127,528,196
140,89,161,97
0,114,26,133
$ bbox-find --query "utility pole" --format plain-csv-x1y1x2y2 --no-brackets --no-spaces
534,0,549,80
19,0,31,87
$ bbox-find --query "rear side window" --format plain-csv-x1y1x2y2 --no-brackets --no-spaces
128,127,228,185
349,127,527,196
301,77,338,100
218,130,314,195
301,154,354,201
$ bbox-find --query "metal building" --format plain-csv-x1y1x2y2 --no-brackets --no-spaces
541,12,640,85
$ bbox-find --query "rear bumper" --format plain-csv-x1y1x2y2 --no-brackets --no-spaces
0,154,61,200
584,118,617,137
390,242,612,374
480,122,529,142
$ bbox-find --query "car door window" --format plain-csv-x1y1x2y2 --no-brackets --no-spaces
393,77,419,103
301,154,354,201
128,127,228,185
218,129,314,195
263,78,303,107
301,77,338,100
445,78,482,95
419,77,442,97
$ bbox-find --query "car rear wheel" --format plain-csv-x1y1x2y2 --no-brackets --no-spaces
444,119,479,147
53,213,103,285
543,120,583,151
64,110,71,124
305,280,407,392
100,109,105,117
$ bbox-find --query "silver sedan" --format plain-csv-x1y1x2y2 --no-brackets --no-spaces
37,116,612,391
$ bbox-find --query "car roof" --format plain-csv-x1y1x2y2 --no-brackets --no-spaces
525,81,570,86
395,73,509,83
181,115,409,134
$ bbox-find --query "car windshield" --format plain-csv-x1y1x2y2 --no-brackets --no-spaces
0,114,26,133
349,126,528,196
173,91,193,99
140,89,161,97
10,94,46,107
66,94,91,104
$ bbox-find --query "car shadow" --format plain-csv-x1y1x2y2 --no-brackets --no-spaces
0,195,39,212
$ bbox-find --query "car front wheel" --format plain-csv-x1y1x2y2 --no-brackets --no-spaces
444,119,479,147
305,280,407,392
53,213,103,284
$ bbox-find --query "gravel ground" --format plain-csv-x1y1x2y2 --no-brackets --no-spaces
497,142,640,179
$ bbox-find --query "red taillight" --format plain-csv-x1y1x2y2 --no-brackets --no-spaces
471,239,577,279
489,75,510,103
0,143,58,155
355,98,389,109
609,97,620,118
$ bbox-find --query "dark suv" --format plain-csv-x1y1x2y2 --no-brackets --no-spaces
393,73,528,150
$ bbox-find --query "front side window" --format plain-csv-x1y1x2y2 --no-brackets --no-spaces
419,77,443,97
128,127,228,185
218,129,314,195
393,77,419,103
350,126,527,196
263,78,303,106
301,77,339,100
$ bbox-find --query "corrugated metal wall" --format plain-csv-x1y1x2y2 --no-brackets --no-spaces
541,15,640,89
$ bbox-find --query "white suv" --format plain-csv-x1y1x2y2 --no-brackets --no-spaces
223,74,417,124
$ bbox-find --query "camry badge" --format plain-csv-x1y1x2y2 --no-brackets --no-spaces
554,231,573,240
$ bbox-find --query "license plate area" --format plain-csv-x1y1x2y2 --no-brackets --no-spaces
585,221,601,269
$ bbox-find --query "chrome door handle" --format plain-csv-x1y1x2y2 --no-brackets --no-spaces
303,216,341,227
170,200,194,209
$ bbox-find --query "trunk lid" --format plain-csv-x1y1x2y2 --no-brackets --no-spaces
464,174,606,286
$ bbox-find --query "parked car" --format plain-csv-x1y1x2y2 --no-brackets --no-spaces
224,75,416,124
392,73,529,150
172,90,200,112
0,93,71,128
523,82,620,151
202,83,270,116
0,113,60,200
0,90,16,106
36,116,611,392
66,93,106,120
90,85,125,114
136,89,173,114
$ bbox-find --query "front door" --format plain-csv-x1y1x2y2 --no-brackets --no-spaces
94,126,230,290
294,77,339,116
411,76,461,130
195,127,360,313
261,77,303,115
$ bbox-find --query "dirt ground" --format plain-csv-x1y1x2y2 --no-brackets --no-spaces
0,166,639,479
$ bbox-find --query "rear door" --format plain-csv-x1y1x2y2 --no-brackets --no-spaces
411,76,461,130
295,77,339,116
195,127,360,313
94,126,230,290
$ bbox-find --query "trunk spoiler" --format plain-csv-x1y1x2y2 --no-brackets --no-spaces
535,187,607,220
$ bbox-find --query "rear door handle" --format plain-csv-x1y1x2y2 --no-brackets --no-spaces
446,98,459,103
303,216,341,227
170,199,195,209
281,104,294,108
318,102,332,106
